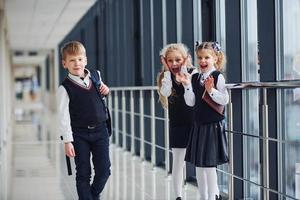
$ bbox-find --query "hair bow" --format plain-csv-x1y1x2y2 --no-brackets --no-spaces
212,42,221,52
195,41,201,48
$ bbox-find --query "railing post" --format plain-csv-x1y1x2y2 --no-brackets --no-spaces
139,90,145,160
130,91,135,155
262,88,269,200
228,90,234,200
151,90,156,167
122,91,126,150
108,92,113,142
114,91,119,146
164,108,170,175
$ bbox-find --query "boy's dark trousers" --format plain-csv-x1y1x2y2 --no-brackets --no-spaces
72,122,111,200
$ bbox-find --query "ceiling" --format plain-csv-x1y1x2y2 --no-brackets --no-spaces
5,0,97,52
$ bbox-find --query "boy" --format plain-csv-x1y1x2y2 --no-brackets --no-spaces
57,41,110,200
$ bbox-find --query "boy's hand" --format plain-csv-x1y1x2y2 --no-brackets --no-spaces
100,83,109,95
204,76,214,93
65,142,75,157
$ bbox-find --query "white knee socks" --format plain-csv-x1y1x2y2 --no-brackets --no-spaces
171,148,186,198
196,167,219,200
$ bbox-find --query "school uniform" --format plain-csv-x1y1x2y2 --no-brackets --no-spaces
160,68,196,148
183,67,229,167
57,69,110,200
160,67,196,199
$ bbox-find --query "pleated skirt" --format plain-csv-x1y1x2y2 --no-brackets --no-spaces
185,121,229,167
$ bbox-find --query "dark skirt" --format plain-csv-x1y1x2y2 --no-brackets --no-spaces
185,121,229,167
169,125,192,148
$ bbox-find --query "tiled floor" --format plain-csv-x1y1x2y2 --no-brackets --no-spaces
9,108,199,200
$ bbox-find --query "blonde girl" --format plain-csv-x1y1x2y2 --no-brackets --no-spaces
157,43,196,200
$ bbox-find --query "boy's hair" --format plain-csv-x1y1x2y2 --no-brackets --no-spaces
195,41,227,71
61,41,86,60
157,43,194,109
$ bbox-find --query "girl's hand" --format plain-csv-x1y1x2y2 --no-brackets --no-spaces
182,55,191,67
100,83,110,96
176,72,191,86
160,56,169,71
204,76,214,93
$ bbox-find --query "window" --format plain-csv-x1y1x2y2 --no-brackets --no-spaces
241,0,260,199
279,1,300,198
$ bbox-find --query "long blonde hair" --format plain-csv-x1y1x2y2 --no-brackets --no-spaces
157,43,194,109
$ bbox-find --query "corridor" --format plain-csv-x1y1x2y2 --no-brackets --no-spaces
9,103,199,200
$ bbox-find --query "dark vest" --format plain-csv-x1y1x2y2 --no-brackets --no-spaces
168,69,194,127
191,70,225,124
61,77,107,128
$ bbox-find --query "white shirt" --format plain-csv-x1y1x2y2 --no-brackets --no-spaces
183,66,229,107
159,67,197,97
57,69,102,143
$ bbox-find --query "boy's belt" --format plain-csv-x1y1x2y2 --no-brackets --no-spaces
87,125,96,129
73,121,107,130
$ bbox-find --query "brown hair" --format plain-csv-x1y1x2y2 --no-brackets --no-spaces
157,43,194,109
60,41,86,60
195,41,227,71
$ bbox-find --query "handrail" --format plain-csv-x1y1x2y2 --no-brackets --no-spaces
110,86,157,91
226,79,300,89
110,79,300,91
108,80,300,200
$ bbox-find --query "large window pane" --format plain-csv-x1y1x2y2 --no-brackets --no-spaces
215,0,229,197
243,90,260,200
280,1,300,199
279,88,300,199
282,1,300,80
241,0,260,199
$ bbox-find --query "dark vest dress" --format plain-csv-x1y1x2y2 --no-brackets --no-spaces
61,77,107,131
168,69,194,148
185,71,229,167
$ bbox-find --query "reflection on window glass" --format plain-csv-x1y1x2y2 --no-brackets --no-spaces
241,0,260,199
215,0,229,196
243,90,260,200
281,89,300,199
281,1,300,199
283,0,300,80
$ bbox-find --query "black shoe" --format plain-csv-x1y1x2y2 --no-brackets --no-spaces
176,197,182,200
215,195,222,200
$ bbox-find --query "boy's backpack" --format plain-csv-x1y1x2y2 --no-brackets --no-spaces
90,69,112,136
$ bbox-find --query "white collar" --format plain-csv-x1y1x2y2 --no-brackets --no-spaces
68,69,91,86
201,66,216,79
68,69,90,81
198,66,217,82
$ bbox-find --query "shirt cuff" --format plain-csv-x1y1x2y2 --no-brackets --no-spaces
209,88,217,97
183,83,192,91
163,71,171,78
63,133,74,143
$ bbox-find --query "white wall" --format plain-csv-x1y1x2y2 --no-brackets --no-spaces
0,5,13,200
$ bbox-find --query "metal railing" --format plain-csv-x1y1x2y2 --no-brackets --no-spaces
108,80,300,200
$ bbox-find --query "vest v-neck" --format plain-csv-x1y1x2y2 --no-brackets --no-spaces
66,77,92,90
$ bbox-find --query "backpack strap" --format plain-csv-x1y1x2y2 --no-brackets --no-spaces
89,68,112,136
90,69,102,90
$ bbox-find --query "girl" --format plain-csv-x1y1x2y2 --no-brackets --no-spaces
177,41,229,200
157,43,196,200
